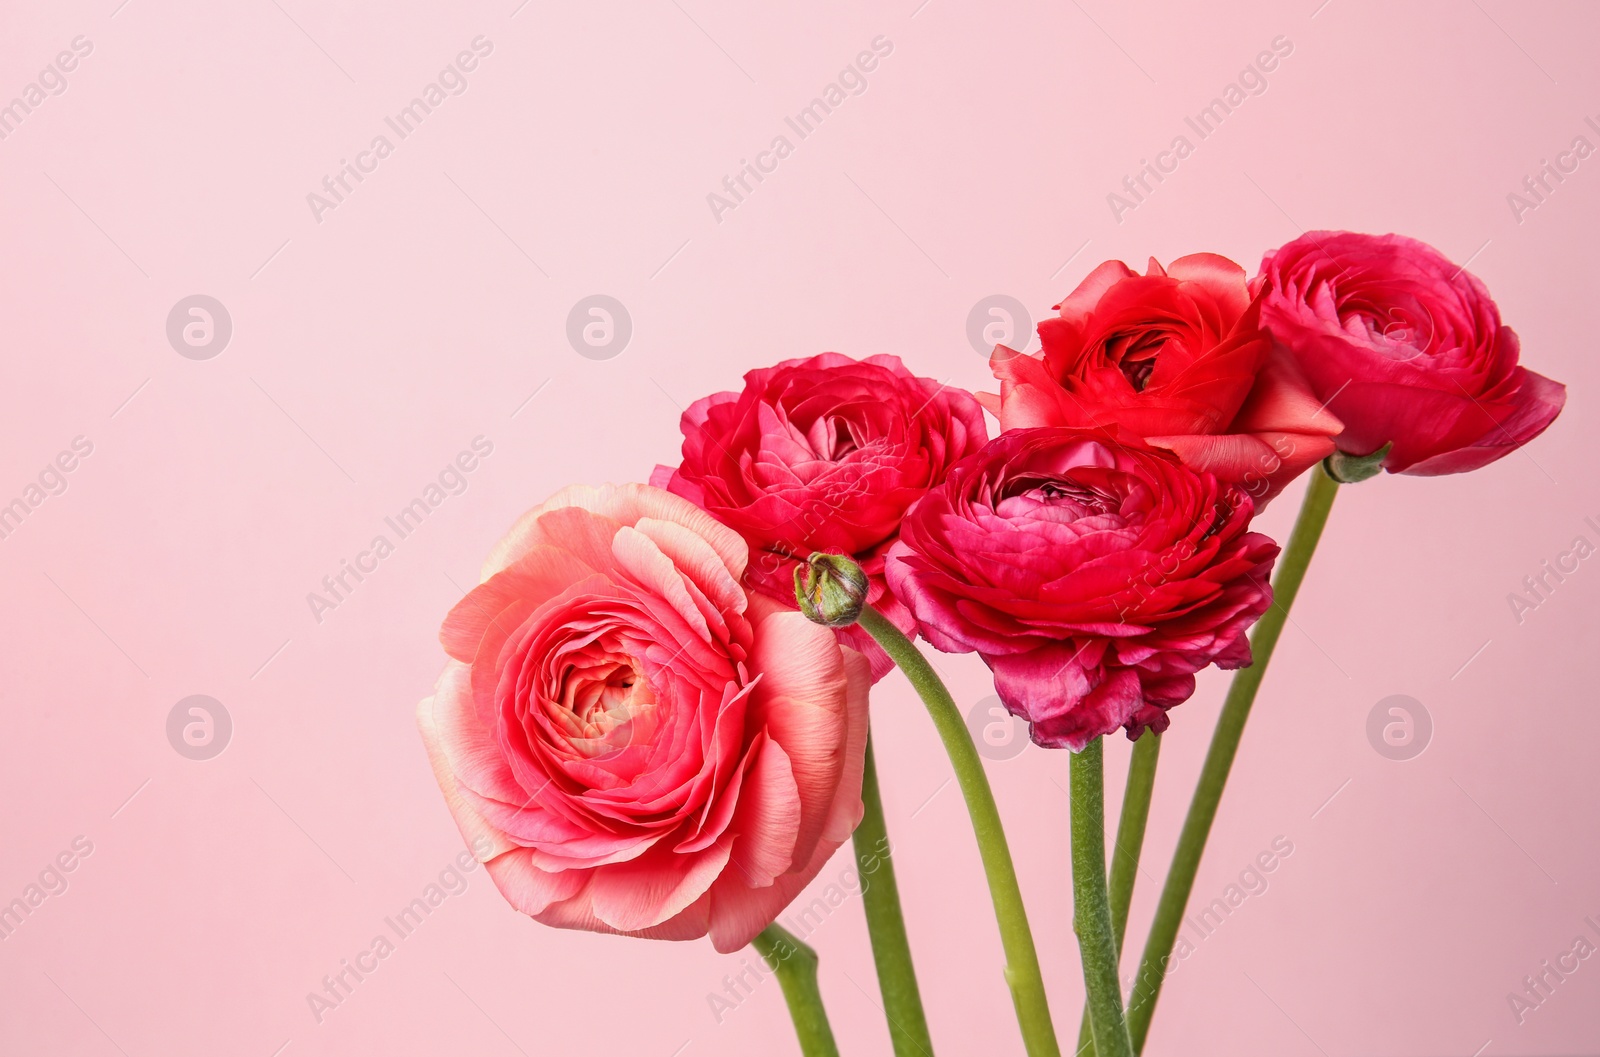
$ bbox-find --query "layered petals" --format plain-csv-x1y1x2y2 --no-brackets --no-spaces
981,255,1342,503
886,428,1278,750
419,483,869,952
1255,231,1565,475
652,352,989,678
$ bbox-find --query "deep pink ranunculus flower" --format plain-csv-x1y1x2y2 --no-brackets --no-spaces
979,254,1343,503
1255,231,1566,474
651,353,988,678
885,428,1278,750
418,484,870,952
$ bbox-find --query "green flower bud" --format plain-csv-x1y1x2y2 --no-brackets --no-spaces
794,552,868,627
1324,441,1393,484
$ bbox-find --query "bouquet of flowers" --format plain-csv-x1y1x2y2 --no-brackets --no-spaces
416,232,1564,1056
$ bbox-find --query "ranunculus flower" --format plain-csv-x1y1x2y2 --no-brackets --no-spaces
885,428,1278,750
1254,231,1566,474
651,353,988,677
418,483,870,952
979,255,1342,503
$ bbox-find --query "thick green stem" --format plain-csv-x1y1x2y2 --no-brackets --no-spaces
753,925,840,1057
1125,465,1341,1052
857,606,1062,1057
1075,732,1161,1057
1070,739,1136,1057
854,730,936,1057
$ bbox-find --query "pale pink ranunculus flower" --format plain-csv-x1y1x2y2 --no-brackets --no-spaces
418,483,869,952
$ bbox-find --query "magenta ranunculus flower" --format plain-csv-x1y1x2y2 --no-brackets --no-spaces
885,428,1278,750
651,352,988,677
418,484,869,952
1255,231,1566,475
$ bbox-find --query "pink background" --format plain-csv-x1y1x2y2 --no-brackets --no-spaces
1,1,1595,1054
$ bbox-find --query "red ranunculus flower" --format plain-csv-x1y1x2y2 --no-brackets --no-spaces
652,353,988,677
1255,231,1566,474
885,427,1278,750
980,254,1342,503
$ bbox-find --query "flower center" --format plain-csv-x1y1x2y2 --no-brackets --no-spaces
1015,476,1118,516
1106,330,1168,392
1347,298,1434,362
1120,351,1157,391
554,656,655,759
818,414,861,459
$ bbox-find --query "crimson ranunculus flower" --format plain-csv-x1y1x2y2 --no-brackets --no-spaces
979,254,1342,503
1254,231,1566,475
652,353,988,677
885,428,1278,750
418,484,869,951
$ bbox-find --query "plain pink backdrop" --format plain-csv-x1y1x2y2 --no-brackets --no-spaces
1,1,1595,1054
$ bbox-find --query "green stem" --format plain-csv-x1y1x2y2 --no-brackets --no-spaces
857,606,1062,1057
753,924,841,1057
1075,732,1161,1057
1125,465,1341,1053
1070,739,1136,1057
854,729,937,1057
1108,734,1161,956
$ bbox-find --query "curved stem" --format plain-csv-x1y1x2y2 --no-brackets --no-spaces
854,729,937,1057
1070,739,1135,1057
1075,732,1161,1057
857,606,1061,1057
753,925,841,1057
1125,466,1341,1052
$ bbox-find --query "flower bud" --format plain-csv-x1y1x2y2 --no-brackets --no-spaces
1324,442,1392,483
794,552,869,627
